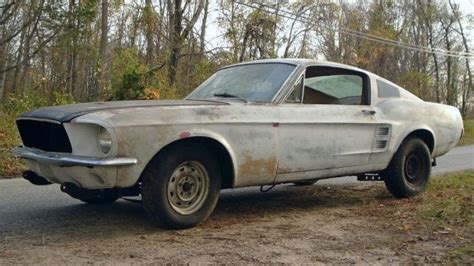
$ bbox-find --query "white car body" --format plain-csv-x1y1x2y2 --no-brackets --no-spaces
13,59,464,191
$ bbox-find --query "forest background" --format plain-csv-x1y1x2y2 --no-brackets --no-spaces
0,0,473,176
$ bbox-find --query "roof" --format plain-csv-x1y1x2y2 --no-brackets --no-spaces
222,58,423,102
229,58,373,76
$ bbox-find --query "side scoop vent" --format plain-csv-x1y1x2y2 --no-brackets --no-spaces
374,140,388,150
372,125,391,152
376,126,390,136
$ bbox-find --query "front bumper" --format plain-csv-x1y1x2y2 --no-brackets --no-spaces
12,146,138,189
12,146,137,167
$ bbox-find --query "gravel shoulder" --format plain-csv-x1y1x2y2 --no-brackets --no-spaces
1,172,472,264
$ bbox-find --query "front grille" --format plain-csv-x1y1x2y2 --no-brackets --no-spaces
16,119,72,153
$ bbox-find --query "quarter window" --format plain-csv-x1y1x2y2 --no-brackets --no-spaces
284,76,304,103
377,80,400,98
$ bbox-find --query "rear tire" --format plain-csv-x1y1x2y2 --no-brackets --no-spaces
142,143,221,229
381,137,431,198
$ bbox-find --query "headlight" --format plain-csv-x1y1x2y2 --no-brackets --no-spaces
97,126,112,155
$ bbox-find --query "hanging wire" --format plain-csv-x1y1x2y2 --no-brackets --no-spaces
235,1,474,59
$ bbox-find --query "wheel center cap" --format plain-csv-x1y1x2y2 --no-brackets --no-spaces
182,182,193,192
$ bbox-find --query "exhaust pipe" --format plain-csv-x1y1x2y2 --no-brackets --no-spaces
23,171,52,186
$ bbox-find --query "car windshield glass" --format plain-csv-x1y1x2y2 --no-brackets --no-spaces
187,63,296,102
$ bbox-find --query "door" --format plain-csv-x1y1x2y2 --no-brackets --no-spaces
276,66,380,181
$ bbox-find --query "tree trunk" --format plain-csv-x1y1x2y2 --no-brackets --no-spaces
239,24,250,62
443,18,455,106
283,15,298,58
449,0,472,115
145,0,154,66
167,0,204,86
167,0,183,86
11,9,27,95
199,0,209,56
427,25,440,103
91,0,108,99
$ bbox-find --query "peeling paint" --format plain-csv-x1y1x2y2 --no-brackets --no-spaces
179,131,191,138
17,59,464,190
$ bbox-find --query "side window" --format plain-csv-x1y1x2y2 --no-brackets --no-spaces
377,80,400,98
284,76,304,103
302,66,369,105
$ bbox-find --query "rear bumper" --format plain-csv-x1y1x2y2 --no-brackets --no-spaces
12,146,137,167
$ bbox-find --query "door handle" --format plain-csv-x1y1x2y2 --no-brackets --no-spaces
362,109,376,115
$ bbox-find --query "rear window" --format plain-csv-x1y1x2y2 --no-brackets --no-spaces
377,80,400,98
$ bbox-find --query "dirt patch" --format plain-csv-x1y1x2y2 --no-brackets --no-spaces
0,174,472,264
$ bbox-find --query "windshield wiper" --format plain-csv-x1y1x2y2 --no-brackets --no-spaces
213,92,248,103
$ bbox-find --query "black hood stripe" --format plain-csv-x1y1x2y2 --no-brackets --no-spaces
18,100,226,123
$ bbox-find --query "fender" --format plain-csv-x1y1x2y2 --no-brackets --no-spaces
144,128,239,188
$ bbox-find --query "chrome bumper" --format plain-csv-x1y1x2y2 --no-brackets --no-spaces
12,146,137,167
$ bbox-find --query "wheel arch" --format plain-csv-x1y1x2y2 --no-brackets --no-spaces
398,127,436,154
140,134,237,189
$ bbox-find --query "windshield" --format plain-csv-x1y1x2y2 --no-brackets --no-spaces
187,63,296,102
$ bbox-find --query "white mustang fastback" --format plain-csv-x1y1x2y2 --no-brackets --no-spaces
13,59,464,229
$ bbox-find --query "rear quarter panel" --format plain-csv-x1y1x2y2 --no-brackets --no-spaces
372,98,463,168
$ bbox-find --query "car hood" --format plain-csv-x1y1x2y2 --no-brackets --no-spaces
17,100,227,123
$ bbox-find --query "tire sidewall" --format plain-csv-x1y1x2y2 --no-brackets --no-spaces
399,139,431,193
383,137,432,198
142,143,221,229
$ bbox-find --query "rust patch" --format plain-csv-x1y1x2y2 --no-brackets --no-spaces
179,131,191,138
239,154,277,177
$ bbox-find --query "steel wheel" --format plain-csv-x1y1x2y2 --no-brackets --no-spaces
142,142,221,229
382,137,431,198
167,161,210,215
404,151,425,185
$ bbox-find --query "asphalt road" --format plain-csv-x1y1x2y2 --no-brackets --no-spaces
0,145,472,235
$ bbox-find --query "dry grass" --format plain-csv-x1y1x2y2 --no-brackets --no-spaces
361,171,474,262
458,119,474,146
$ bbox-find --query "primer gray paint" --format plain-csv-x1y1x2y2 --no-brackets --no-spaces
15,59,464,189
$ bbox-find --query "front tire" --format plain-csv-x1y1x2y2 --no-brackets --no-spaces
142,143,221,229
381,137,431,198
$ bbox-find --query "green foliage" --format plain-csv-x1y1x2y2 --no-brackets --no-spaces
419,171,474,226
52,91,75,106
114,70,146,100
397,71,431,99
3,90,74,117
3,91,48,117
0,90,75,178
180,59,215,97
458,119,474,146
110,48,148,100
0,109,24,178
